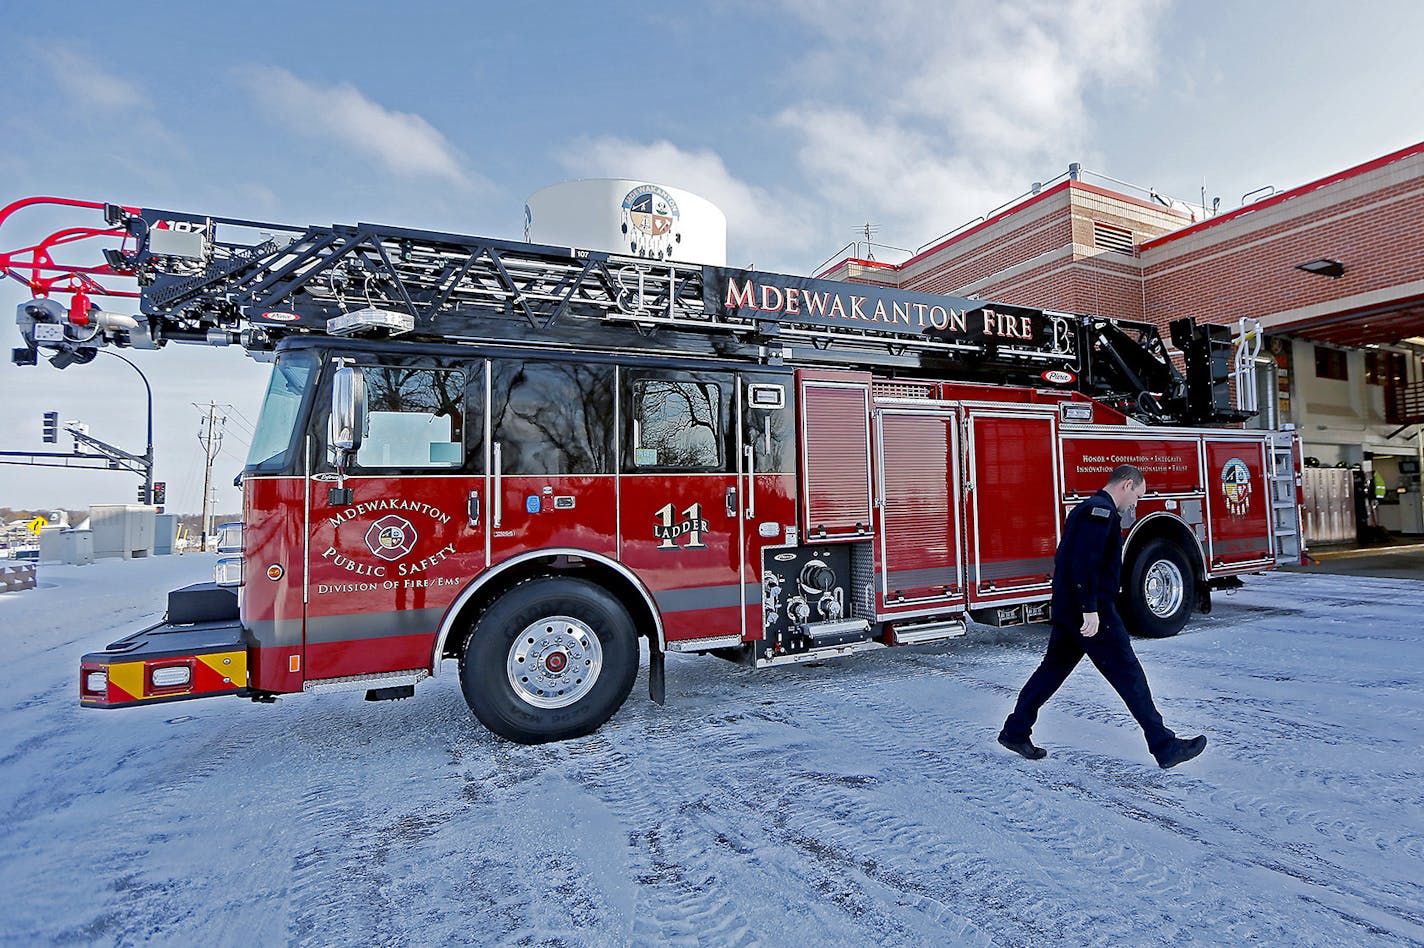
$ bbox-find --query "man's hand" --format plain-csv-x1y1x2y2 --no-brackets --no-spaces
1080,612,1100,638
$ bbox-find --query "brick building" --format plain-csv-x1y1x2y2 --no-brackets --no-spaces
818,142,1424,537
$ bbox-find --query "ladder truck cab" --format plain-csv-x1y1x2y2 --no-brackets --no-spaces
3,197,1306,744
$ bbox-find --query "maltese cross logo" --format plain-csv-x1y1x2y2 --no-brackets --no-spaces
365,514,417,561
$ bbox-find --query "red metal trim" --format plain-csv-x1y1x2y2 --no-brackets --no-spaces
812,257,899,280
0,195,142,301
897,181,1076,275
1141,139,1424,251
1265,291,1424,341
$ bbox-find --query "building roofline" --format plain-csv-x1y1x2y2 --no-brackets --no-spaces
811,257,898,279
1140,139,1424,251
813,179,1191,280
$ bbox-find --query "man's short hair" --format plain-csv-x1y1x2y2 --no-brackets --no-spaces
1108,464,1145,488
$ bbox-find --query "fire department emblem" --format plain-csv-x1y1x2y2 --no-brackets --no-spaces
1221,457,1252,516
621,184,681,260
365,514,417,561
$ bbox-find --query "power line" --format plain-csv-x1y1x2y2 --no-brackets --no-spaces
227,407,259,434
175,442,202,514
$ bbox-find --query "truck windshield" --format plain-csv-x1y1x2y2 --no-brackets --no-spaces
245,351,317,471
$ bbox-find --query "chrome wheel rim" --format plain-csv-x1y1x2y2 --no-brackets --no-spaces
507,615,603,709
1144,560,1185,618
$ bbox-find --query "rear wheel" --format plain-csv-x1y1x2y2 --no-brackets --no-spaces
1121,538,1194,638
459,577,638,744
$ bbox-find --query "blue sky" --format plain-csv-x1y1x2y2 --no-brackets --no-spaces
2,0,1423,514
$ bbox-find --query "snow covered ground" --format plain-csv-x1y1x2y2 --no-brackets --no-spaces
2,555,1422,946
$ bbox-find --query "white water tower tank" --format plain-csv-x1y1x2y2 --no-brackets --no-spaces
525,179,726,266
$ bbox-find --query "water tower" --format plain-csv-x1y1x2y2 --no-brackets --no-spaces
524,179,727,266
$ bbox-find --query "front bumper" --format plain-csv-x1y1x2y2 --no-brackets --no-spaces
80,619,250,708
80,583,250,709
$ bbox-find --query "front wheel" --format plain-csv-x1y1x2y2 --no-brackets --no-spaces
459,577,638,744
1120,539,1194,638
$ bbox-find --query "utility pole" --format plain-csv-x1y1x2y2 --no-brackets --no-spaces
196,402,225,551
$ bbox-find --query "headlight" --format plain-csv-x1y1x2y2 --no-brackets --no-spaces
150,665,192,688
215,555,244,587
216,521,245,554
84,671,107,694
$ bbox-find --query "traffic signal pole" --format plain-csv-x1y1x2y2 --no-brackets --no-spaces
100,351,153,504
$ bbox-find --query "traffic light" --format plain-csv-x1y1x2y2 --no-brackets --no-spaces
42,411,58,443
153,482,166,506
138,484,150,503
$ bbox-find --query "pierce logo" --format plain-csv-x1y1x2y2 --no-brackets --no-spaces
1041,369,1076,385
1221,457,1252,516
262,311,300,322
365,514,417,561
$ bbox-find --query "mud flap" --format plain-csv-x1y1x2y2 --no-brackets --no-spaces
648,649,665,706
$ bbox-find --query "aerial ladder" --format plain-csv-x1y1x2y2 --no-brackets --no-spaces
5,196,1257,426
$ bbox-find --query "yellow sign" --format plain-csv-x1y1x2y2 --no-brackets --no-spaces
25,517,47,535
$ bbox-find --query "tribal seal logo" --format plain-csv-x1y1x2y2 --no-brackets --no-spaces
621,184,681,260
365,514,417,561
1221,457,1252,516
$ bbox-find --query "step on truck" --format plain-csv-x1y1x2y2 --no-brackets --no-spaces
2,196,1305,743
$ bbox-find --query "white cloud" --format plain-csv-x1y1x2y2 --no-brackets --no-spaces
776,107,1016,254
47,48,147,111
552,1,1172,273
558,137,822,272
772,0,1171,251
892,0,1165,155
238,66,474,188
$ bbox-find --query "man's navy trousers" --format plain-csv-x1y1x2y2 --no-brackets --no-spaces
1001,605,1175,755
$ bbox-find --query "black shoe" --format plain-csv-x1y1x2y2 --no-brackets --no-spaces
1155,735,1207,769
997,731,1047,760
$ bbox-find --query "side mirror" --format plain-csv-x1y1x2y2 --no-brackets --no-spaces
330,364,366,454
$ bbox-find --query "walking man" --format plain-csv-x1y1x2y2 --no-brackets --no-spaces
998,464,1207,769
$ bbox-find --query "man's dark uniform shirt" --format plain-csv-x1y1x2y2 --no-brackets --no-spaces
1052,489,1123,623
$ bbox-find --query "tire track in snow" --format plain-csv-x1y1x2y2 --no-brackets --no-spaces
780,649,1424,939
564,732,759,947
438,737,630,947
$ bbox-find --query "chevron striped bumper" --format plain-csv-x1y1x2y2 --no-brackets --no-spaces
80,620,250,708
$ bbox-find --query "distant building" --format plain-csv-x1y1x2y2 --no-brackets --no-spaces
817,142,1424,535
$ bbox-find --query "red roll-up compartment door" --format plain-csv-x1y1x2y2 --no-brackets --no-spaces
798,370,872,543
965,407,1061,600
877,408,964,607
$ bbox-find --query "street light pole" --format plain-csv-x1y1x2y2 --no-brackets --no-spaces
100,350,153,504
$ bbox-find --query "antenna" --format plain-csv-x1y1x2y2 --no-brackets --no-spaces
857,223,880,260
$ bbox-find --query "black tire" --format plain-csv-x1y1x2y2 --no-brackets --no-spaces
459,577,638,744
1120,538,1194,638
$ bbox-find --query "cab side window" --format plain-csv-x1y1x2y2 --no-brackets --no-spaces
355,366,465,469
632,380,721,470
491,360,614,474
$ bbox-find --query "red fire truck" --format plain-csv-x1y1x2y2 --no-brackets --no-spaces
4,197,1304,744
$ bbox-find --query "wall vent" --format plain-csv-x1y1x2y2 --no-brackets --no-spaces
1092,221,1135,254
